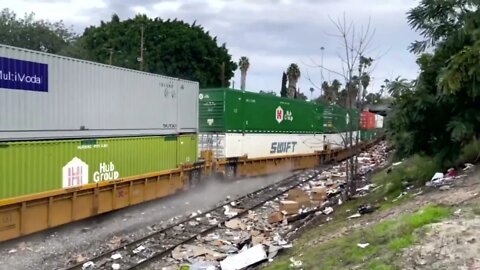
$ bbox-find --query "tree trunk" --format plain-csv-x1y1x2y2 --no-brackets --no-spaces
240,70,246,90
287,80,297,98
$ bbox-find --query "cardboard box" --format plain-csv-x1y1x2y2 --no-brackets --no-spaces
268,212,284,224
288,188,311,207
279,200,300,215
311,187,327,201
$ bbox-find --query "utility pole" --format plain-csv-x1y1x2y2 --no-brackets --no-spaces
139,25,145,71
320,46,325,96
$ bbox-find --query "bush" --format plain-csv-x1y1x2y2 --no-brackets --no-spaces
456,137,480,166
373,155,441,196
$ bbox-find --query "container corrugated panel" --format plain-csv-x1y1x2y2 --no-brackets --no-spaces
375,115,384,129
360,111,376,130
0,44,199,141
199,88,324,133
177,79,199,133
0,134,198,200
198,132,359,159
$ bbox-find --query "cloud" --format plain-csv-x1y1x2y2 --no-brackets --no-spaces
2,0,422,96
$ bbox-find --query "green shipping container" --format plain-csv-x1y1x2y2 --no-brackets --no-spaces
361,130,378,141
322,105,359,133
199,88,324,133
0,134,198,200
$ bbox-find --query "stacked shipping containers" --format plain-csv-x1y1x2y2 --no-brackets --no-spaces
198,88,360,159
0,44,199,200
360,111,384,140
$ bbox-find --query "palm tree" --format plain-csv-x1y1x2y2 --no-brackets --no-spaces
286,63,301,98
239,56,250,90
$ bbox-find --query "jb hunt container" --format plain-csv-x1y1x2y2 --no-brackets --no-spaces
0,44,199,141
0,134,198,200
199,88,324,134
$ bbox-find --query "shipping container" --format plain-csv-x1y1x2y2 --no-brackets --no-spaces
361,130,379,141
322,105,360,133
199,88,324,134
360,111,376,130
375,114,384,129
0,44,199,141
0,134,198,200
198,132,359,159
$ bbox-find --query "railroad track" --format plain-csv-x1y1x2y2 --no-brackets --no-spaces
65,168,323,270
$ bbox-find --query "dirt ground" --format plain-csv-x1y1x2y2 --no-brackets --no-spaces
296,165,480,270
0,172,292,270
400,167,480,270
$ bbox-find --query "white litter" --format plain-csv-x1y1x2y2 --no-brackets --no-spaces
220,244,267,270
289,257,303,267
357,243,370,248
132,245,146,254
323,207,334,215
82,261,95,270
112,263,120,270
111,253,122,260
348,213,362,219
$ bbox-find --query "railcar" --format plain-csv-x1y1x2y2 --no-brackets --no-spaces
0,44,384,242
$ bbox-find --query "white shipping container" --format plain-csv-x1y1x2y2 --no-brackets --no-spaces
375,115,384,129
0,44,199,141
198,132,359,159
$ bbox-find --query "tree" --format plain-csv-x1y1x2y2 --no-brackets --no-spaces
81,14,237,88
239,56,250,90
0,8,79,54
386,0,480,165
280,72,288,97
295,89,308,100
259,90,277,96
287,63,301,98
307,15,376,198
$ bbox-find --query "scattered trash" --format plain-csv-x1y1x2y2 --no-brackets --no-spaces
358,204,376,215
454,209,462,216
111,253,122,260
132,245,146,254
357,243,370,248
190,261,216,270
323,207,334,215
220,244,267,270
348,213,362,219
464,163,474,171
8,249,17,254
279,200,300,215
289,257,303,268
268,212,284,224
111,263,120,270
225,218,246,230
82,261,95,270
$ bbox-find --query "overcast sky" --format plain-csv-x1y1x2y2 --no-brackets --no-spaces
1,0,422,97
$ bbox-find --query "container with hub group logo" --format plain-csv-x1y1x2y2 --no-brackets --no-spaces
198,88,325,134
0,134,198,200
0,44,198,141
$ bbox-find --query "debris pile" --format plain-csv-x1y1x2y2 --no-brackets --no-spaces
160,142,389,269
426,163,473,188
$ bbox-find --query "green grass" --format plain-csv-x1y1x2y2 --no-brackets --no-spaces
264,205,452,270
372,155,440,198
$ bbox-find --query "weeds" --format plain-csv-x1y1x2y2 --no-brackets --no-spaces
264,205,451,270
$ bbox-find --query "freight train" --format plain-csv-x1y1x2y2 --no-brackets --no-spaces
0,44,384,242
